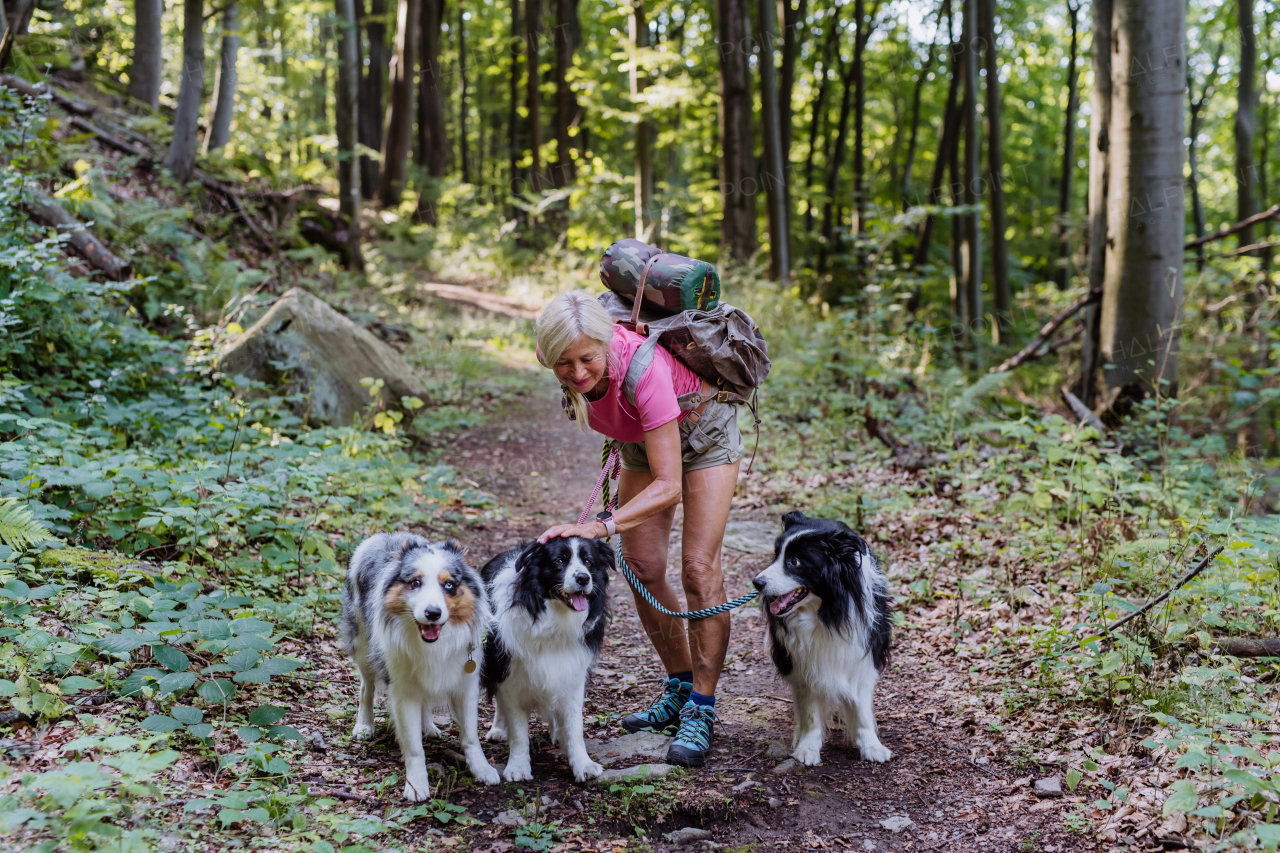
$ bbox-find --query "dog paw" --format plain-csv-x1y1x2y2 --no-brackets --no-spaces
859,742,893,763
470,761,501,786
486,727,508,743
403,778,431,802
503,760,533,782
792,745,823,766
423,721,442,739
573,760,604,783
352,722,375,740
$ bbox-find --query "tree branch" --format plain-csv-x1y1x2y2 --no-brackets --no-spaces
1101,546,1225,635
1184,204,1280,250
991,287,1101,373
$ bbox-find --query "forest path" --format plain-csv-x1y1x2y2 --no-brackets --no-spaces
418,388,1096,852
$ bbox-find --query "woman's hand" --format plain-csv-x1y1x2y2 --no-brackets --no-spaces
537,521,607,544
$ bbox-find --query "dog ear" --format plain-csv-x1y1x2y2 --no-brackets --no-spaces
781,510,807,529
591,538,616,572
442,538,465,555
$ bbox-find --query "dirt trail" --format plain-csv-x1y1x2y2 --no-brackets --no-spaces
405,389,1092,852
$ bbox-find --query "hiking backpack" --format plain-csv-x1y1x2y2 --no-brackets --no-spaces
597,239,771,415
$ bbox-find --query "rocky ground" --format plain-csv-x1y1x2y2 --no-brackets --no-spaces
278,390,1096,852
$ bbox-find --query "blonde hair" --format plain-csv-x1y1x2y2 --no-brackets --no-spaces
536,291,616,427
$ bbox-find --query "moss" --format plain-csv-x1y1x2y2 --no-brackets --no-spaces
37,548,154,589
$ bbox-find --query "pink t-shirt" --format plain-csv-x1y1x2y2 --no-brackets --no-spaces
586,327,701,443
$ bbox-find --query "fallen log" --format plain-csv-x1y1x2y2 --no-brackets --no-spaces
1214,638,1280,658
1061,386,1106,432
0,72,96,116
67,115,153,164
24,185,132,280
991,288,1101,374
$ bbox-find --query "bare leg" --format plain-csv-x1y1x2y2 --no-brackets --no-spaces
452,679,500,784
617,469,688,673
679,462,739,697
497,689,533,782
791,682,826,765
392,693,430,801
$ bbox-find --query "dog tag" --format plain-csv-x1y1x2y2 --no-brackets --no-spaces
464,659,477,674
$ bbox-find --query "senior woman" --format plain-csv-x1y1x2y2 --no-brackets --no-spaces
534,291,743,767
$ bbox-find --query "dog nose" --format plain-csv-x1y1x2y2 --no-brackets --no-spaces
752,576,765,592
424,606,443,622
573,572,590,588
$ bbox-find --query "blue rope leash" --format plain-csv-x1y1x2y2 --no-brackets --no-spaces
614,540,759,619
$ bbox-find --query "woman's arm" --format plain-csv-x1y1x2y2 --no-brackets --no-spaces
537,419,682,543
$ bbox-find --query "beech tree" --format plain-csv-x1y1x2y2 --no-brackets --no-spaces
378,0,420,204
127,0,164,109
630,0,653,239
336,0,363,268
1099,0,1187,396
358,0,388,197
162,0,205,184
716,0,757,261
204,2,240,154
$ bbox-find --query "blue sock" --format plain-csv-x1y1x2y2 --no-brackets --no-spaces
670,671,693,685
689,690,715,707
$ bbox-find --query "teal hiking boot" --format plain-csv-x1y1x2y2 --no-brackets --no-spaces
666,701,718,767
621,676,691,735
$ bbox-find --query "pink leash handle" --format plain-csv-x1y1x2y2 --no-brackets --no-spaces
577,447,621,525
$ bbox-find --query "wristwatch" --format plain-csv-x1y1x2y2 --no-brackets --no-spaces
596,511,617,537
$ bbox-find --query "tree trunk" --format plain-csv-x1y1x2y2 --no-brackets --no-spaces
1077,0,1110,406
779,0,807,229
961,0,981,337
128,0,164,109
1054,0,1079,289
1185,46,1221,267
716,0,758,262
162,0,205,184
852,0,868,242
377,0,420,205
901,40,936,211
359,0,388,198
779,0,806,165
419,0,448,183
818,55,854,274
336,0,364,267
1100,0,1186,397
509,0,522,201
803,13,839,241
978,0,1008,335
204,2,240,154
1236,0,1258,249
553,0,578,188
630,0,653,237
10,0,33,34
525,0,543,191
912,31,961,267
759,0,789,282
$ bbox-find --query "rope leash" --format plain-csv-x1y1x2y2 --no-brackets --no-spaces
579,444,759,621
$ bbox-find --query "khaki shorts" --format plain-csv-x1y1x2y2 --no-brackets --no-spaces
618,398,744,474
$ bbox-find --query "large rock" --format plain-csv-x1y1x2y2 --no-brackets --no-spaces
218,288,429,426
585,731,673,765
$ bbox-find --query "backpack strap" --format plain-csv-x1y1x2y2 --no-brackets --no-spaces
621,334,662,408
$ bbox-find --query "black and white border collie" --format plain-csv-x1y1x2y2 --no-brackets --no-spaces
753,511,894,765
480,537,612,783
340,534,501,800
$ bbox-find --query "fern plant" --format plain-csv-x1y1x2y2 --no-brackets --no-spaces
0,498,58,551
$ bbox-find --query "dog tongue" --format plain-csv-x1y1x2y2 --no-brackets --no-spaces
570,593,588,612
419,623,441,642
769,590,797,615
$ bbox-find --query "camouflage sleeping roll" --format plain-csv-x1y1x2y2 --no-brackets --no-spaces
599,238,721,316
